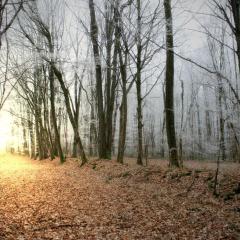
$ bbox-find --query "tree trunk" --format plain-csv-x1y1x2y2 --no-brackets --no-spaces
51,64,88,165
72,134,78,158
136,78,143,165
89,0,107,159
230,0,240,75
136,0,143,165
27,110,35,159
117,91,127,164
106,42,118,159
164,0,179,167
35,113,43,160
115,3,128,164
160,115,165,158
89,69,97,157
49,65,65,163
112,91,119,156
105,4,115,159
196,103,203,158
218,76,226,161
179,80,184,166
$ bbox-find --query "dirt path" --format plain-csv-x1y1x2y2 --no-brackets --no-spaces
0,155,239,240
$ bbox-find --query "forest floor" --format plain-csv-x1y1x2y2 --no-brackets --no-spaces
0,154,239,240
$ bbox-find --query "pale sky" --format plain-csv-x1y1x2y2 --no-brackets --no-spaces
0,0,213,151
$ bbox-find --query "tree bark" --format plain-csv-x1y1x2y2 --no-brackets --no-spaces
89,0,107,159
105,3,115,159
89,70,97,157
27,109,35,159
164,0,179,167
136,0,143,165
51,64,88,165
114,2,128,164
49,65,65,163
230,0,240,75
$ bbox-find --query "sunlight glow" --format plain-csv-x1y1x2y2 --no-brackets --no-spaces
0,154,31,173
0,112,12,153
0,135,9,151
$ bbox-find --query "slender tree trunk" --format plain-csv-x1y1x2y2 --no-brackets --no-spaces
105,5,114,159
89,69,97,157
35,113,43,160
106,40,118,159
204,89,212,142
72,79,79,158
218,77,226,161
27,110,35,159
112,91,119,156
116,71,128,164
179,80,184,166
136,79,143,165
51,64,88,165
41,72,55,160
63,113,69,156
115,3,128,164
20,104,28,155
45,107,55,160
164,0,179,167
39,112,49,159
228,122,240,162
49,65,65,163
230,0,240,75
72,134,78,157
89,109,96,157
117,90,127,164
196,103,203,158
160,115,165,158
136,0,143,165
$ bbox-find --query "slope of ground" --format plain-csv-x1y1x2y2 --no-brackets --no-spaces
0,154,239,239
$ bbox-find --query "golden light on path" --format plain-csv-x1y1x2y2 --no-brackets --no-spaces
0,154,31,174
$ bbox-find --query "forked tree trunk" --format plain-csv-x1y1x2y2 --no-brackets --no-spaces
52,64,88,165
114,2,128,164
49,65,65,163
89,0,107,159
106,43,118,159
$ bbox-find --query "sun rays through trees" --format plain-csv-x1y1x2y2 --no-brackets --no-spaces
0,0,240,237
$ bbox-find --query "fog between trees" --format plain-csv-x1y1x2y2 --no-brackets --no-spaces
0,0,239,166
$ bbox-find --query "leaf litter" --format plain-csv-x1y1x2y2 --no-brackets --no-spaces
0,155,239,239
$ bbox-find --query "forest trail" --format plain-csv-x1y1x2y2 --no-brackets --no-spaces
0,155,239,240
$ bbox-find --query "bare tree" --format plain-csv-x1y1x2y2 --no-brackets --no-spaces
0,0,24,48
212,0,240,74
18,2,88,164
88,0,119,159
0,0,25,113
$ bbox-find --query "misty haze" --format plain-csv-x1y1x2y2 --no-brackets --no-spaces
0,0,239,239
